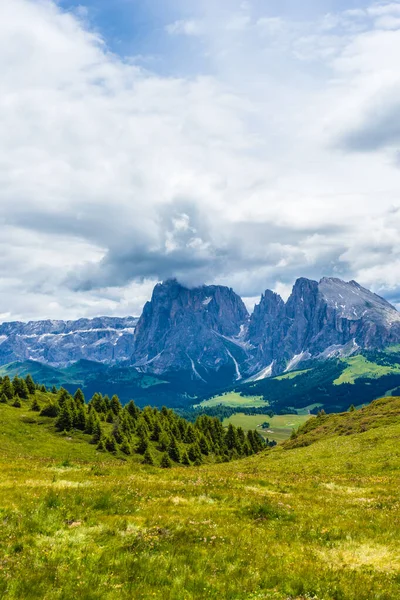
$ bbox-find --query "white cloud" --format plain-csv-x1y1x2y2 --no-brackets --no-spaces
1,0,400,319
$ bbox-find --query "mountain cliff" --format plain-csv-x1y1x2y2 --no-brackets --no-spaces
133,279,250,380
247,277,400,376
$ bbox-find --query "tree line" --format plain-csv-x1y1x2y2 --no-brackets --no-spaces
0,374,268,467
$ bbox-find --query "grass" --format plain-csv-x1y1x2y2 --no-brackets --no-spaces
274,369,311,381
198,392,267,408
1,395,400,599
334,355,400,385
223,413,312,443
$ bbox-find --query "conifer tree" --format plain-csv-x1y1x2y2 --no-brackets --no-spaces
110,395,122,415
25,374,36,395
120,436,131,455
74,406,87,431
31,396,41,412
160,452,172,468
91,419,103,444
55,402,74,431
0,393,8,404
181,450,191,466
96,436,106,452
105,436,117,453
168,436,181,463
199,434,210,456
13,376,29,399
40,402,60,418
13,396,22,408
127,400,140,420
159,431,171,452
74,389,85,406
143,447,154,465
51,386,57,394
1,376,13,400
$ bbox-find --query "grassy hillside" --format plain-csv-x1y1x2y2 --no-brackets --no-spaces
1,378,400,598
223,413,312,443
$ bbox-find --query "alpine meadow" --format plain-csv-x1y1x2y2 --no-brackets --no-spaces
2,0,400,599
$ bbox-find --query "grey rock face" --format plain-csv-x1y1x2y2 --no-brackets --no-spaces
247,277,400,374
0,317,138,367
133,279,250,378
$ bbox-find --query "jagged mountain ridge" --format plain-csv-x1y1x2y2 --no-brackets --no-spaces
0,277,399,385
133,279,250,379
247,277,400,377
0,317,138,368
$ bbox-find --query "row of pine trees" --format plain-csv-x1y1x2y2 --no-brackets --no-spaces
0,374,267,467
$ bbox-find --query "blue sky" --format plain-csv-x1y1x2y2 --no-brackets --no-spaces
1,0,400,319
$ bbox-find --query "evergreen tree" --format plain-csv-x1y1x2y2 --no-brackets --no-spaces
168,436,181,463
0,393,8,404
160,452,172,468
136,433,149,455
1,377,13,400
55,402,74,431
13,396,22,408
151,420,162,442
349,404,356,412
120,437,131,455
181,450,191,466
40,402,60,418
127,400,140,420
25,374,36,395
51,385,57,394
159,431,170,451
40,385,46,393
96,436,106,452
110,395,122,415
91,420,103,444
31,396,41,412
143,447,154,465
105,436,117,453
74,406,87,431
188,443,202,463
199,434,210,456
106,410,114,423
13,376,29,399
225,424,239,451
74,389,85,406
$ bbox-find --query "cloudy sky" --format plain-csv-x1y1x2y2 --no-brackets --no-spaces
1,0,400,320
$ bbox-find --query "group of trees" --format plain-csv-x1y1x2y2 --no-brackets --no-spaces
0,374,268,468
0,374,45,408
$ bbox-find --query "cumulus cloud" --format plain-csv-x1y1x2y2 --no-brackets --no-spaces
1,0,400,320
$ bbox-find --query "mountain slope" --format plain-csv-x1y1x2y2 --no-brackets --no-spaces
0,316,138,368
247,277,400,375
1,388,400,599
133,279,250,382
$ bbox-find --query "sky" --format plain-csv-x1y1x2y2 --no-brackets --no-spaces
1,0,400,320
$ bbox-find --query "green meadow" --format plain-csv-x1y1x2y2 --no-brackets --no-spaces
198,391,267,408
1,389,400,599
223,413,312,443
334,355,400,385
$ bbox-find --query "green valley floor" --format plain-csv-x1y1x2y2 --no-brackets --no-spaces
1,399,400,599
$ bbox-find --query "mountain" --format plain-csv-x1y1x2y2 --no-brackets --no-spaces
133,279,250,382
0,316,138,368
247,277,400,376
1,276,400,405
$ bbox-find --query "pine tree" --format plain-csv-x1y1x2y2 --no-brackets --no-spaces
0,393,8,404
188,443,202,463
105,436,117,453
31,396,41,412
127,400,140,420
110,395,122,415
143,448,154,465
55,402,74,431
96,437,106,452
51,386,57,394
91,420,103,444
120,437,131,455
168,436,181,463
160,453,172,468
13,396,22,408
181,450,191,466
199,435,210,456
40,402,60,418
349,404,356,412
1,377,13,400
136,433,149,455
159,431,170,451
25,374,36,395
74,389,85,406
74,406,87,431
225,424,239,451
13,376,29,399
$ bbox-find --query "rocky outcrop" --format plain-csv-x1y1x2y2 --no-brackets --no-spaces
247,277,400,375
132,279,250,379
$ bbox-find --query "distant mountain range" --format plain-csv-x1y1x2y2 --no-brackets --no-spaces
1,277,400,406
